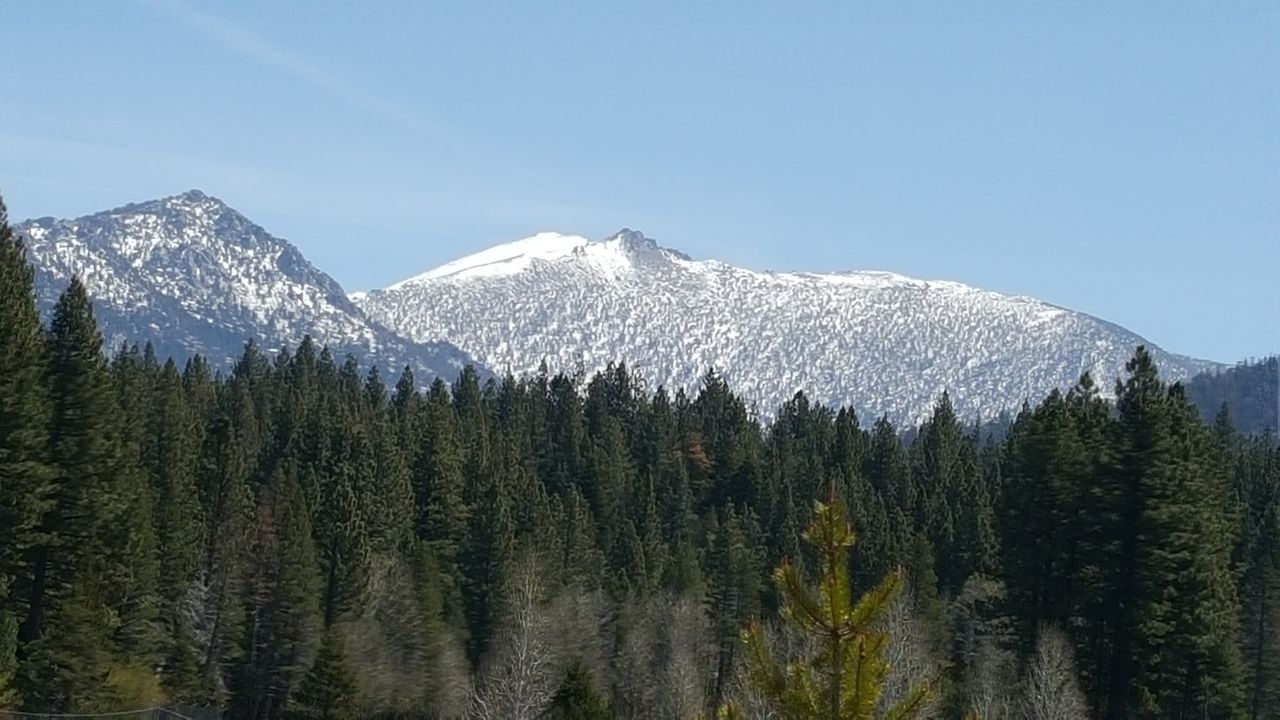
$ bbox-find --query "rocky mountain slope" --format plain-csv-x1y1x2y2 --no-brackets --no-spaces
17,191,476,379
357,230,1222,423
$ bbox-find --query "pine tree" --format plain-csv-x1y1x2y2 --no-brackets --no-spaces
1236,437,1279,720
110,343,157,462
954,424,998,582
417,378,469,582
1000,390,1090,648
1095,347,1170,719
864,416,913,525
911,393,967,594
557,488,606,589
1150,386,1244,718
904,532,948,657
609,518,648,598
16,279,147,712
289,626,359,720
847,478,897,594
361,367,413,556
460,466,515,664
545,372,587,498
694,370,764,511
195,377,257,702
231,466,321,720
738,496,932,719
1098,348,1245,719
585,417,631,551
181,355,217,431
707,506,765,704
316,421,371,628
0,193,51,710
637,474,669,592
149,359,205,699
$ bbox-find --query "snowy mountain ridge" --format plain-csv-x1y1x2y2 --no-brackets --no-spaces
13,191,1220,424
358,229,1222,424
17,191,477,379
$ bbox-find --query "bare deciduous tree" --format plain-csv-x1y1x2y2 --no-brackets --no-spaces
613,602,660,718
878,587,943,719
614,592,715,720
1021,627,1089,720
545,583,612,692
966,641,1017,720
342,553,474,718
661,593,713,720
468,559,557,720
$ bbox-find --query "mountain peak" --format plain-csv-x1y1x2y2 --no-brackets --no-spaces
386,228,701,291
358,237,1220,423
387,231,590,288
603,227,649,245
160,189,237,215
15,196,481,382
598,228,695,262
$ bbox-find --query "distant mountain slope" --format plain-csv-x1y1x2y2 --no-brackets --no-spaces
17,190,477,379
1186,357,1279,435
357,229,1222,423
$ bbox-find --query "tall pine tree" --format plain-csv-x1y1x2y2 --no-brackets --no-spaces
0,193,51,709
17,279,145,711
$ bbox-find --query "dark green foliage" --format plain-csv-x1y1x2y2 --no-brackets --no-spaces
230,467,321,720
315,423,370,627
360,367,413,556
997,350,1249,719
556,487,607,589
16,279,145,712
0,612,15,709
0,196,50,710
548,659,611,720
415,378,469,590
906,532,948,653
149,360,205,699
1235,436,1280,720
706,506,765,704
195,375,256,703
912,393,984,596
289,627,359,720
460,457,515,664
1089,349,1245,719
1000,388,1092,648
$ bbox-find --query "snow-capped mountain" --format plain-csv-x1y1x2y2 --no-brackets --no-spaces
17,191,477,379
357,229,1222,423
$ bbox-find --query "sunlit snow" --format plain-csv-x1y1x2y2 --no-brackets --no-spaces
360,229,1219,424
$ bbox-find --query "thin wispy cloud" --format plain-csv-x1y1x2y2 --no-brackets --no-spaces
141,0,438,139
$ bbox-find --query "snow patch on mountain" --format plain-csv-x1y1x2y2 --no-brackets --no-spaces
358,229,1221,424
389,231,591,286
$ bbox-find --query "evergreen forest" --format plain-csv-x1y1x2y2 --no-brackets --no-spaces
1,195,1278,720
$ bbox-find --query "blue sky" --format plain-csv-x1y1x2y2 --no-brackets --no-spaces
2,1,1276,363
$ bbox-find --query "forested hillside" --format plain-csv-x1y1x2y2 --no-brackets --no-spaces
2,197,1278,720
1188,357,1279,436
